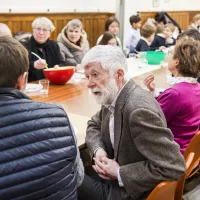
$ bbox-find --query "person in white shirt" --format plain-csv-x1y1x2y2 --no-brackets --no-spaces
78,45,186,200
126,15,141,53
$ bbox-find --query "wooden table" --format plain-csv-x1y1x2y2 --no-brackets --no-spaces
27,63,169,147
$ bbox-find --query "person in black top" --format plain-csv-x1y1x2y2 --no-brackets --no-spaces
151,23,176,51
24,17,65,82
135,24,156,52
154,12,181,34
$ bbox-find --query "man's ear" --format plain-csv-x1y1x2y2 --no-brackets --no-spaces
116,69,124,81
16,72,28,90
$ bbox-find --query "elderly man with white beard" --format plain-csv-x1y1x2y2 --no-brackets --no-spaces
78,45,186,200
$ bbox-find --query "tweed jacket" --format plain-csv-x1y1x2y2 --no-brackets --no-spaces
86,79,186,200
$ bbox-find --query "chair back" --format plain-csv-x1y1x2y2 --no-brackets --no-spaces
146,181,177,200
183,131,200,177
174,131,200,200
174,152,195,200
147,152,194,200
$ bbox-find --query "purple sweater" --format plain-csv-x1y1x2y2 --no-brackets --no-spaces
156,82,200,153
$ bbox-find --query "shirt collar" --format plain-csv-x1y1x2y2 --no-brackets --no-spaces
109,79,130,113
167,76,198,86
157,33,165,38
141,36,151,46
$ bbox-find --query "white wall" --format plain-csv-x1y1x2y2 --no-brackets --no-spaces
122,0,200,48
0,0,116,13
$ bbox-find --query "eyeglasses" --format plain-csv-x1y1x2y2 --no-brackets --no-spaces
34,28,50,33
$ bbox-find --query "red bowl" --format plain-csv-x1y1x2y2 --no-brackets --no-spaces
44,66,75,84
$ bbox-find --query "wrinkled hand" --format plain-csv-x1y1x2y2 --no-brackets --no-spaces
34,59,47,69
93,149,108,178
93,157,119,180
144,74,156,93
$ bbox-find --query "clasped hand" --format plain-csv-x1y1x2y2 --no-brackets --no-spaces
93,149,119,180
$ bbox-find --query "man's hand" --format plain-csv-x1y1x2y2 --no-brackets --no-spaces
34,59,47,69
93,148,108,176
144,74,156,93
93,157,119,180
95,148,107,160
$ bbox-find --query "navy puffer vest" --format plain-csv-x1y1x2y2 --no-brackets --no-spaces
0,88,77,200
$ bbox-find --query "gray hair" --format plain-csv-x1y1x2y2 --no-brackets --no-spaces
32,17,55,32
81,45,129,81
66,19,82,30
0,23,12,36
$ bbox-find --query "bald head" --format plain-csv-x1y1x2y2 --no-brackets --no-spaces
0,23,12,37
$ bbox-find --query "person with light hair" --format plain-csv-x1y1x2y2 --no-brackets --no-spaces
57,19,89,67
144,37,200,154
24,17,65,82
0,23,12,36
189,14,200,32
78,45,186,200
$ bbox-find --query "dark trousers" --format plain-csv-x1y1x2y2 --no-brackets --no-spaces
78,174,111,200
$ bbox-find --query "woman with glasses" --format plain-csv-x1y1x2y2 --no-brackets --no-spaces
24,17,65,82
57,19,89,68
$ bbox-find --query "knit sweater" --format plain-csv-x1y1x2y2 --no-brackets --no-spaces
156,82,200,153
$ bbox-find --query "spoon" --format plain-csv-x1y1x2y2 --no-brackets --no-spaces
31,52,48,68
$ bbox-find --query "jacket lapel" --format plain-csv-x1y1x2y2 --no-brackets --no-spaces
114,79,137,159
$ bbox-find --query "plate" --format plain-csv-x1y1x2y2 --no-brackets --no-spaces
25,84,42,93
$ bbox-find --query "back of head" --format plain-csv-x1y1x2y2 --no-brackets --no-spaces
177,29,200,41
129,15,141,25
0,23,12,36
99,31,115,45
66,19,82,30
81,45,129,80
105,16,120,31
173,37,200,78
32,17,55,32
0,36,29,87
155,12,167,24
141,24,156,38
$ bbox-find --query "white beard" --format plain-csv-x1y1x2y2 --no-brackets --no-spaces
91,78,118,105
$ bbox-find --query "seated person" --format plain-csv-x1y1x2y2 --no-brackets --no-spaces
135,24,155,52
78,45,185,200
13,31,32,45
188,14,200,32
154,11,181,35
126,15,141,53
98,31,117,46
57,19,89,67
24,17,65,82
0,36,84,199
144,37,200,153
151,23,176,51
97,16,122,47
0,23,12,36
177,29,200,85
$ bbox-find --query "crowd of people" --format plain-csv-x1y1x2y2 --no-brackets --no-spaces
0,11,200,200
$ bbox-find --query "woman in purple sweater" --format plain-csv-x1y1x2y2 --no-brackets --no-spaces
144,38,200,153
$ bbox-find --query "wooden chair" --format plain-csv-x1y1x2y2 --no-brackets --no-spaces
183,131,200,178
146,181,178,200
174,131,200,200
146,153,194,200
